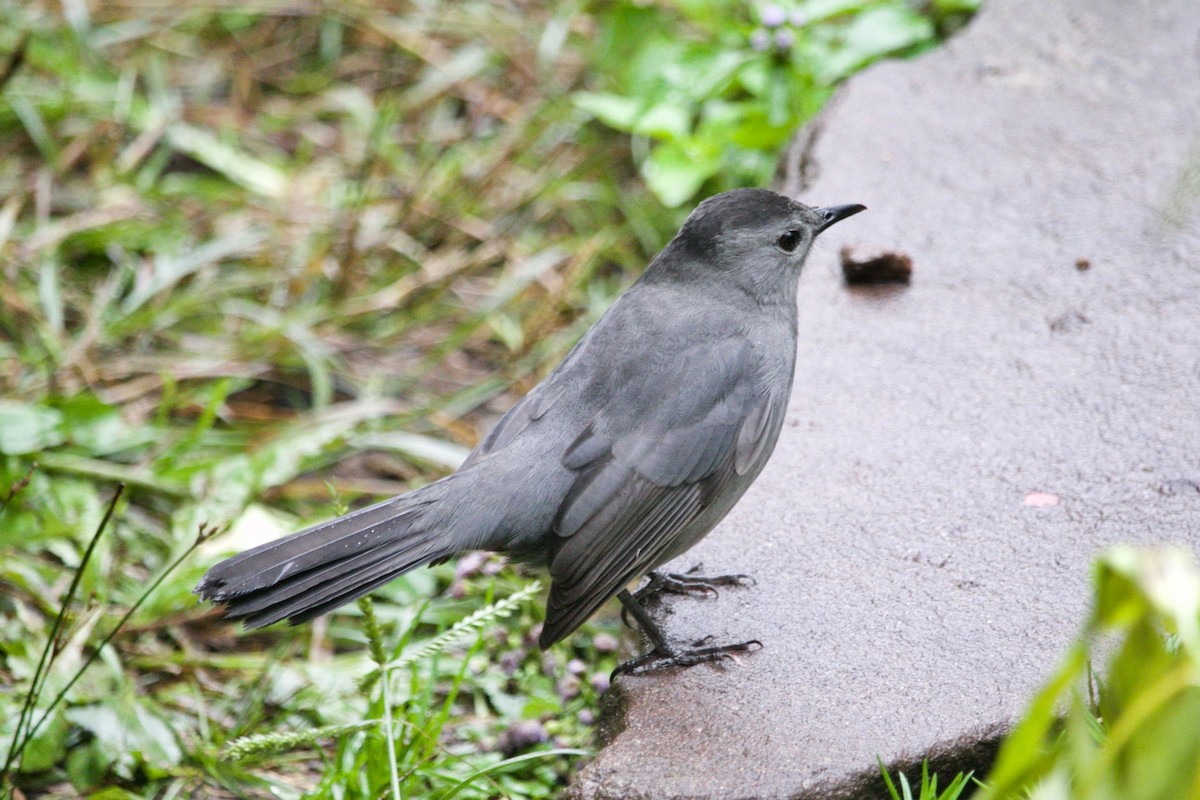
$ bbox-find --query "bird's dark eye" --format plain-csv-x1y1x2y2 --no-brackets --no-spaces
776,230,802,253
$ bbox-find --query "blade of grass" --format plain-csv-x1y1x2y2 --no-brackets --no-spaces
365,580,542,689
19,521,216,753
432,749,589,800
1,482,124,782
0,461,36,517
359,596,402,800
34,451,188,496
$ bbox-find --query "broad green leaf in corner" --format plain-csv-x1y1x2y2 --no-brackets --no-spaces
976,546,1200,800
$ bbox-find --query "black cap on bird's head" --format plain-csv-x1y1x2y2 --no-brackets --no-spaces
675,188,864,250
649,189,866,288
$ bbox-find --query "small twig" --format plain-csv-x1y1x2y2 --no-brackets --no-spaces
0,33,28,92
2,483,124,782
0,460,36,516
7,517,216,774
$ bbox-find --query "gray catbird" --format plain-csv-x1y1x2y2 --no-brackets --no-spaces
195,188,864,673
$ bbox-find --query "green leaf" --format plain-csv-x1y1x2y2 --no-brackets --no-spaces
631,101,692,141
18,708,70,773
85,788,144,800
933,0,983,13
55,394,140,455
0,402,65,454
433,748,589,800
822,7,935,81
642,140,721,207
66,697,183,780
65,739,109,790
977,547,1200,800
574,92,642,132
661,49,744,101
8,93,57,161
119,228,265,314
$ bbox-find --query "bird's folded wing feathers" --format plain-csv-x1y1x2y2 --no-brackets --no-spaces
539,334,775,647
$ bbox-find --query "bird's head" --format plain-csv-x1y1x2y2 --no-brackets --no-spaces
648,188,865,300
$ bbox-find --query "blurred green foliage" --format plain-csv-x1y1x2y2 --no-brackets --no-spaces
976,547,1200,800
884,547,1200,800
575,0,979,205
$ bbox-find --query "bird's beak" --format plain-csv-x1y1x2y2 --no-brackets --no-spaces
815,204,866,234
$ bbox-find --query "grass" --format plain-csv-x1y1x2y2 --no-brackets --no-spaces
0,1,980,797
1,2,658,795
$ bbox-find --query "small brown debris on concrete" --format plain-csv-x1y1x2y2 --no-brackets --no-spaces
840,244,913,285
1075,257,1091,271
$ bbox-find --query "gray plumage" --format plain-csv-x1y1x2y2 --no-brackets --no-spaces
194,188,864,650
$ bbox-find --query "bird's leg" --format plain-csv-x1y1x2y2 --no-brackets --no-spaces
612,590,762,677
619,565,756,627
634,564,756,603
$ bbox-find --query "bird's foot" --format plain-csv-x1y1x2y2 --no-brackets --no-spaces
620,567,755,627
634,565,756,602
611,637,762,677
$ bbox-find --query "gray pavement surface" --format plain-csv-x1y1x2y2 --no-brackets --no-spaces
566,0,1200,797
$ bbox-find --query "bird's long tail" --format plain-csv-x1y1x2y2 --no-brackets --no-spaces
194,478,466,628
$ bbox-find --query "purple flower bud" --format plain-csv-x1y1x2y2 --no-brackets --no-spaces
496,720,548,757
592,632,619,653
750,29,770,52
578,709,596,726
557,675,581,701
500,649,524,675
454,551,487,579
761,5,786,27
566,658,587,675
774,29,795,50
590,672,611,694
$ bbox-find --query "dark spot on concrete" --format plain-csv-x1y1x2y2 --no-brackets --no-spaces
1049,310,1090,332
1160,478,1200,496
1075,257,1091,271
840,244,913,285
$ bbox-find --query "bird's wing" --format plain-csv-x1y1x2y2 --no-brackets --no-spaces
539,333,779,648
458,326,597,470
459,379,563,470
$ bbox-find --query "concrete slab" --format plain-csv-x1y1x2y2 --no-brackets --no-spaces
566,0,1200,797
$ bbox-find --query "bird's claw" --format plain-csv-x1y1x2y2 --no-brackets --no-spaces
620,569,756,627
611,639,763,677
635,568,756,602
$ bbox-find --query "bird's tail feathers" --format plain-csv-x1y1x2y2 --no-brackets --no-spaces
195,483,460,628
